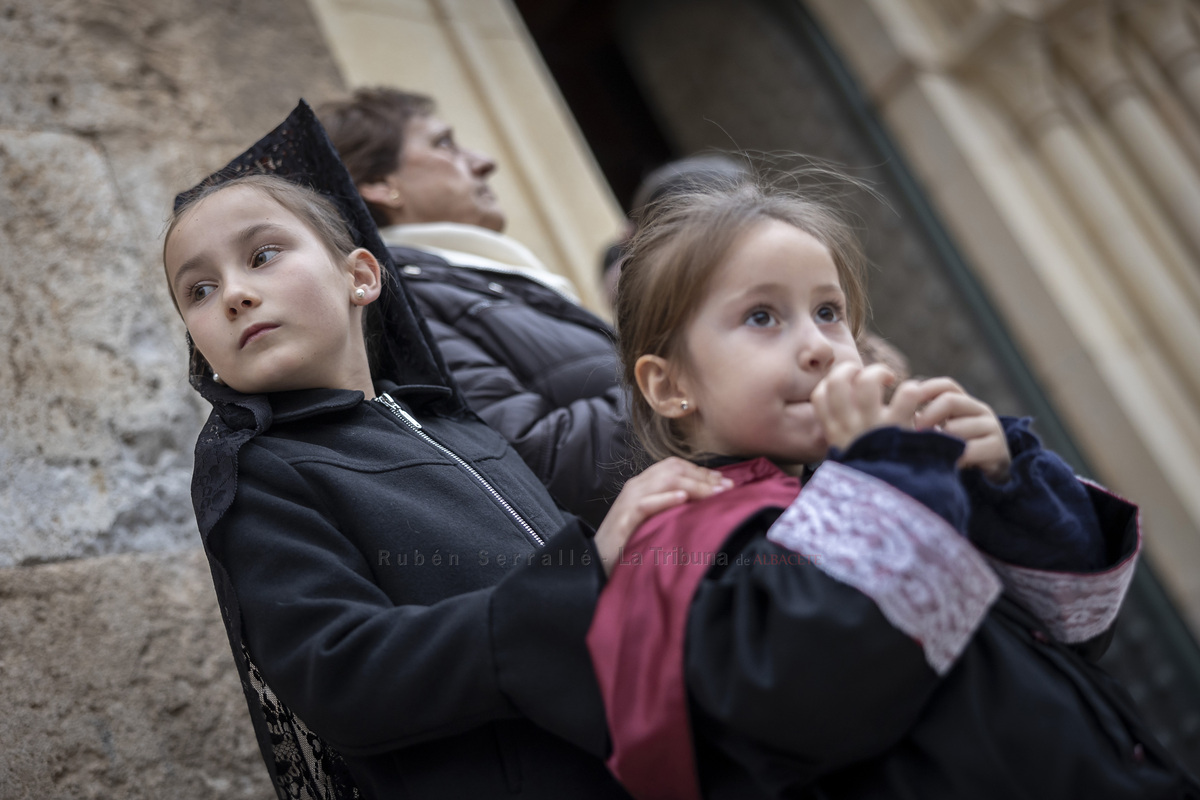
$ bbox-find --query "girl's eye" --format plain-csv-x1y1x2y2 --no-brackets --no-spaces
189,283,216,303
815,302,844,324
745,309,778,328
252,247,281,268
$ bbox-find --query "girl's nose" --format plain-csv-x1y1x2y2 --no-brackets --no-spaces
224,284,260,319
799,331,835,372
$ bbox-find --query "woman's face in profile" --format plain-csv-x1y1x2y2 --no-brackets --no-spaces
387,115,506,232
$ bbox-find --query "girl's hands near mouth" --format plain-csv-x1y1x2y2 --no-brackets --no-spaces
912,378,1012,483
812,363,926,451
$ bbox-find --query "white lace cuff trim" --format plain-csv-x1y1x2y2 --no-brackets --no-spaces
766,461,1001,676
986,478,1140,644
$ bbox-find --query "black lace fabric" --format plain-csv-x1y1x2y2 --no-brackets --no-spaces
241,644,360,800
194,401,358,799
176,101,464,800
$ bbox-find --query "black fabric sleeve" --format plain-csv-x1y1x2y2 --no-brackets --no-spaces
830,426,969,531
685,519,939,780
488,519,613,757
961,416,1107,571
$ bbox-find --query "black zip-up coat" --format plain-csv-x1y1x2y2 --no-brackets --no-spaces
390,245,633,529
202,383,630,799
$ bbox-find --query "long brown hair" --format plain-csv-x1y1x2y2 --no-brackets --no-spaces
615,171,870,463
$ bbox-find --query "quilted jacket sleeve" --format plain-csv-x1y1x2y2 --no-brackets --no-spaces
402,263,634,529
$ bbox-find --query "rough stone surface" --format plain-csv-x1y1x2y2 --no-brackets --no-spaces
0,0,346,568
0,127,199,567
0,0,347,795
0,549,272,800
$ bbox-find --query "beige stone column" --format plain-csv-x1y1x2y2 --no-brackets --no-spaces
980,25,1200,404
1051,1,1200,273
1121,0,1200,122
812,0,1200,627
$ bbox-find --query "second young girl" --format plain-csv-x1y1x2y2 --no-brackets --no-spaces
587,176,1199,799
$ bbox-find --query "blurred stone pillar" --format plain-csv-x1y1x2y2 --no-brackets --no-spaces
979,21,1200,407
1050,1,1200,287
1121,0,1200,123
810,0,1200,629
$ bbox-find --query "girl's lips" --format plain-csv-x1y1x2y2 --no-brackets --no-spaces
239,323,278,349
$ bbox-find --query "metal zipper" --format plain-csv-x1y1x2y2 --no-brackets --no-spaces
373,393,546,547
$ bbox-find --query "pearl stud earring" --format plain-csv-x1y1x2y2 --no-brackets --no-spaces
355,288,366,300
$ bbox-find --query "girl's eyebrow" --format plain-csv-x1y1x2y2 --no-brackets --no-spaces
731,280,789,299
733,281,845,299
171,221,288,294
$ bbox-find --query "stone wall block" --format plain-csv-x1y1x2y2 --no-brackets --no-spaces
0,0,351,795
0,128,200,568
0,0,348,568
0,548,272,799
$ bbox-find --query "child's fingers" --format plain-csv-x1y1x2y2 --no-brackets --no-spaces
813,364,902,451
634,489,690,518
910,377,965,408
939,413,1000,443
816,363,892,419
915,390,987,431
812,364,862,439
594,458,733,574
635,456,734,497
615,457,731,527
854,364,897,409
882,379,926,427
812,362,864,417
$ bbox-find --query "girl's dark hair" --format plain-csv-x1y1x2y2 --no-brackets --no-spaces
316,88,436,227
615,169,870,463
163,173,386,382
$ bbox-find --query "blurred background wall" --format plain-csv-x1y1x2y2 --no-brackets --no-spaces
1,0,1197,796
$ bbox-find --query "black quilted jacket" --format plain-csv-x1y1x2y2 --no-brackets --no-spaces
390,245,635,529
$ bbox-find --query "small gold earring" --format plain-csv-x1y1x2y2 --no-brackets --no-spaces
390,191,400,201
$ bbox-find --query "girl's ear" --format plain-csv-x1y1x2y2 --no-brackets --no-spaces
635,354,693,418
347,248,383,305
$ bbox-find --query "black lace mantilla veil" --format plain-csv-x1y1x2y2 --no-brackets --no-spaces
177,100,464,800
